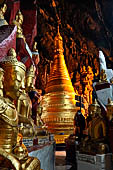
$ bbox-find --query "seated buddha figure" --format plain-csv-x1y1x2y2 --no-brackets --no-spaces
26,65,47,135
12,10,25,41
16,75,36,138
25,64,36,93
100,69,108,82
14,133,41,170
32,41,40,67
78,99,109,154
88,99,106,140
0,48,41,169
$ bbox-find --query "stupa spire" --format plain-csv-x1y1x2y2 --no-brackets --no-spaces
41,23,77,143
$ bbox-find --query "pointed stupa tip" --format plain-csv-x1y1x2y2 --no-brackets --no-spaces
55,23,62,40
54,22,63,53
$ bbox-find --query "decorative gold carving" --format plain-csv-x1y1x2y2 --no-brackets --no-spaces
0,3,8,26
12,10,25,41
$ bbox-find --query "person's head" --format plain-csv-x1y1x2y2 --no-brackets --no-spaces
0,48,26,100
28,90,40,103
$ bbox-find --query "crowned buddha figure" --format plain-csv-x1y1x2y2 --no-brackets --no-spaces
78,99,109,154
14,133,41,170
25,65,36,93
0,48,25,154
26,65,47,134
100,69,108,82
12,10,25,41
0,48,41,169
0,3,8,27
32,42,40,67
106,98,113,121
88,99,106,139
0,67,21,169
25,64,36,122
16,75,36,138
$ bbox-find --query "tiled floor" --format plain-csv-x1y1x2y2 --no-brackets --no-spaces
55,151,73,170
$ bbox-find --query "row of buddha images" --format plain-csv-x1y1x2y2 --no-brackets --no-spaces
0,48,43,170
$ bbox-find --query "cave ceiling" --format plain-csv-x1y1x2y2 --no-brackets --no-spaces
21,0,113,89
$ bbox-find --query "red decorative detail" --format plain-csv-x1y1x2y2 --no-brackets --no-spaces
0,26,17,61
22,10,37,49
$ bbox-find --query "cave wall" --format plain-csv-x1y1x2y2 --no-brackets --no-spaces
15,0,113,89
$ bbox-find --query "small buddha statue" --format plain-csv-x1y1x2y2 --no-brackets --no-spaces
16,76,36,138
88,99,109,153
0,48,41,169
12,10,25,41
0,3,8,26
25,64,36,93
88,99,106,139
14,133,41,170
32,42,40,66
100,69,108,82
26,66,47,135
106,98,113,121
78,99,108,154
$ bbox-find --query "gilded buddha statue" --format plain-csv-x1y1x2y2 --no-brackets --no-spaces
32,42,40,66
78,99,109,155
16,75,36,138
25,65,36,92
14,133,41,170
0,48,41,169
0,3,8,27
88,99,106,139
100,69,108,82
17,64,45,138
12,10,25,41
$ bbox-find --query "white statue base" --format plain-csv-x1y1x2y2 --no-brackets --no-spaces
76,151,113,170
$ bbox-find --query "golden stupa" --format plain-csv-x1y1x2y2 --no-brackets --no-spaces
41,26,77,143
